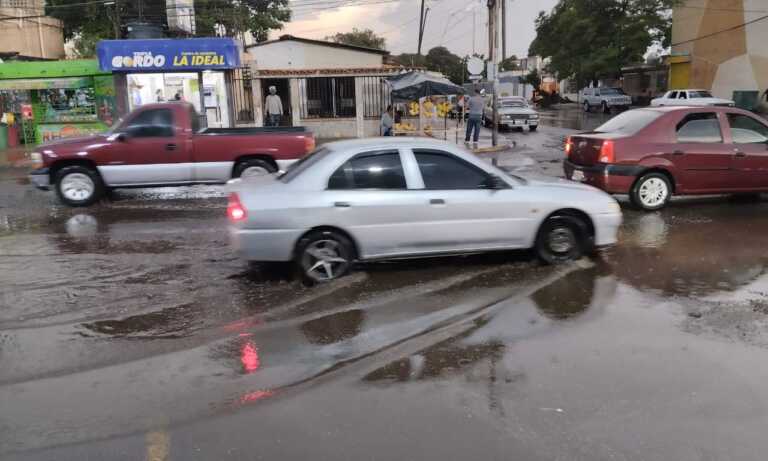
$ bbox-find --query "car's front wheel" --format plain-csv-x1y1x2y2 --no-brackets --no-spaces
602,101,610,113
295,230,354,283
535,216,585,264
529,125,538,132
583,101,590,112
54,166,104,207
630,172,672,211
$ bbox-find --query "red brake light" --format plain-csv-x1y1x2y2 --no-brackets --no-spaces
564,136,573,157
599,140,615,163
227,193,247,222
304,136,316,154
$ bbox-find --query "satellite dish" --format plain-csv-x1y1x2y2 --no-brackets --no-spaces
467,57,484,76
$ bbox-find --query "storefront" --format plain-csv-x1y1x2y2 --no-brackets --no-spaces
0,60,117,144
96,38,241,128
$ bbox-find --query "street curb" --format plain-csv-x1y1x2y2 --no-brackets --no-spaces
472,144,512,154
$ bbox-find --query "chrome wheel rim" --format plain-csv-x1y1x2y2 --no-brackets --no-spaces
60,173,95,202
302,239,348,281
241,166,270,178
548,227,576,254
638,178,669,208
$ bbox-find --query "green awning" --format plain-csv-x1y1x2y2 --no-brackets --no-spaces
0,76,92,90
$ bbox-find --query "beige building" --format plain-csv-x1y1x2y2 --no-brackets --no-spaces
0,0,65,60
670,0,768,108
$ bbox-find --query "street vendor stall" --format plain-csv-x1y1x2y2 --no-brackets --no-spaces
387,71,464,138
0,60,117,144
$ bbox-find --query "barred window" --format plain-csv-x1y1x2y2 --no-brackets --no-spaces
361,76,390,118
299,77,356,119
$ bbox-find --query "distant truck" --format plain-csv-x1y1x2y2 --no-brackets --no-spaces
581,87,632,113
28,102,315,206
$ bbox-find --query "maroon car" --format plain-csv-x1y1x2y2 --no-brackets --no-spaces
564,106,768,210
28,102,315,206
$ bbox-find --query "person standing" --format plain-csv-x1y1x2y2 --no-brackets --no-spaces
381,105,394,136
465,88,484,143
265,86,283,127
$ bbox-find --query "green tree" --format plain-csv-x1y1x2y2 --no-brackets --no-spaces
326,28,386,50
521,69,542,89
499,55,519,72
47,0,291,57
393,53,427,68
529,0,680,87
425,46,464,84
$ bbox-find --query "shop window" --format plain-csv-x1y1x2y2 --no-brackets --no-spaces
299,77,356,119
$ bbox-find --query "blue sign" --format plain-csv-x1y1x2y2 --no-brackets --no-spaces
97,38,241,72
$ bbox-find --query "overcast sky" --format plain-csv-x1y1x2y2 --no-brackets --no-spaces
277,0,560,58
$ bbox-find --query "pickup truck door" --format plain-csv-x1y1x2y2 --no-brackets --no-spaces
99,107,192,186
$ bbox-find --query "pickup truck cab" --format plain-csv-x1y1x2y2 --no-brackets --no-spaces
29,102,315,206
582,87,632,113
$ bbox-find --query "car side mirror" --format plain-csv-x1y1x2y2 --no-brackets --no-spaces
116,132,129,142
484,174,508,190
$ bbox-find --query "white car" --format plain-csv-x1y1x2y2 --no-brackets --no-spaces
227,137,622,282
581,87,632,113
651,89,735,107
483,96,540,131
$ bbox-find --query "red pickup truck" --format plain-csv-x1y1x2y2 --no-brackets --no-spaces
28,102,315,206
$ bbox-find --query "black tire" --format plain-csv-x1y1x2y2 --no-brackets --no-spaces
583,101,591,113
233,158,277,178
54,165,104,207
602,101,610,114
529,125,538,132
535,216,585,264
295,230,355,283
630,172,672,211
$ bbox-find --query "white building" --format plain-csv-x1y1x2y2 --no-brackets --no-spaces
246,35,404,138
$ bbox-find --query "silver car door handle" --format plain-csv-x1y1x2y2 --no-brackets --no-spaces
334,201,351,208
430,199,445,205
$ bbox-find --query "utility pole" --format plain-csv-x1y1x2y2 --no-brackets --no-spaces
113,0,120,39
488,0,500,147
417,0,426,55
501,0,506,60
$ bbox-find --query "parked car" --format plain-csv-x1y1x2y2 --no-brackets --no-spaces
28,102,315,206
651,89,735,107
563,106,768,211
228,137,622,282
483,96,539,131
581,87,632,113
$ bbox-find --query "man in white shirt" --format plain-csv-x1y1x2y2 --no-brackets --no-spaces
265,86,283,127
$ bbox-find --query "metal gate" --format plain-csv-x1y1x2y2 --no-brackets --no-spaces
226,67,255,125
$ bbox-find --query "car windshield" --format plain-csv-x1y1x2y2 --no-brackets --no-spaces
600,88,626,95
594,109,663,135
278,147,331,182
689,91,713,98
500,99,526,107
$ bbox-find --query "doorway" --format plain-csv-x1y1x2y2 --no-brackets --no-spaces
262,78,291,127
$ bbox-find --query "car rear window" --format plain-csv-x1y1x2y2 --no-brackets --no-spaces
594,110,662,135
278,148,330,182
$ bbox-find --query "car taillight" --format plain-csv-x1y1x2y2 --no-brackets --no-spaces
599,140,615,163
564,136,573,157
304,136,316,154
227,193,247,222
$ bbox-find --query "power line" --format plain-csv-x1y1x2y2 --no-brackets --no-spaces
671,13,768,46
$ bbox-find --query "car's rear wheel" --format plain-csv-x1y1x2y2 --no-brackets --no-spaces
233,159,276,178
54,166,104,207
296,230,354,283
631,172,671,211
535,217,585,264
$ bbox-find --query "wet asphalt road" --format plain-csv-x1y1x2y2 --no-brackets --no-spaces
6,107,768,460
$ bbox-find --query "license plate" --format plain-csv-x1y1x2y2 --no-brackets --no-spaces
571,170,585,182
513,120,525,125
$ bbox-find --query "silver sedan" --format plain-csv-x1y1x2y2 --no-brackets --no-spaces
227,138,622,282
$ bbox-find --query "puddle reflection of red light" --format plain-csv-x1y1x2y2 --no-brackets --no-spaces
240,340,261,374
240,390,274,404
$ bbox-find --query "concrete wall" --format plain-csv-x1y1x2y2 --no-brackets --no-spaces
0,14,64,59
248,41,384,70
672,0,768,109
